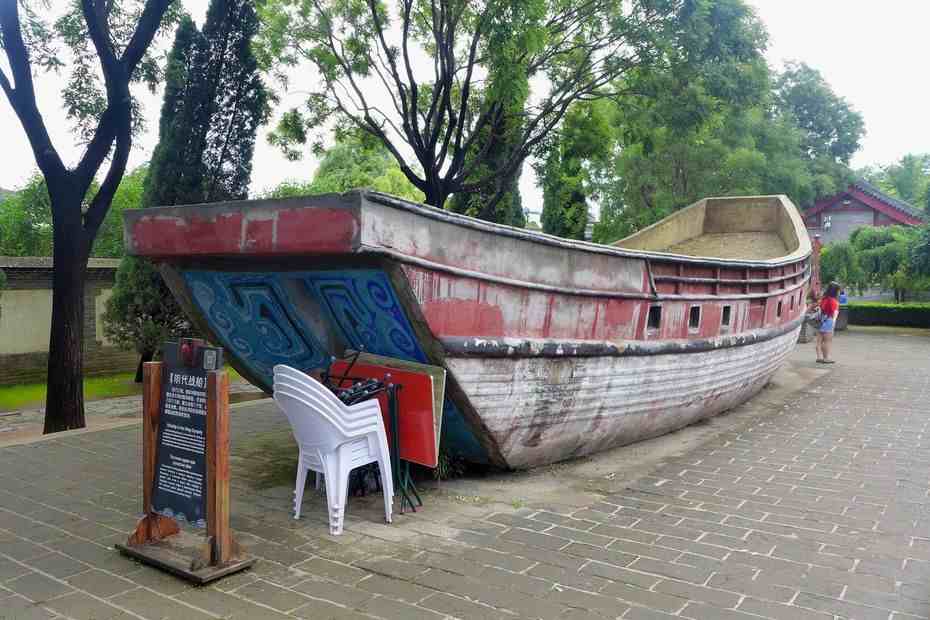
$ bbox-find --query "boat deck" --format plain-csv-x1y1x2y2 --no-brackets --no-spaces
663,231,788,260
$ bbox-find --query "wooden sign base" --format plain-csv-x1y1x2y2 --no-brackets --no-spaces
117,530,254,585
116,359,254,584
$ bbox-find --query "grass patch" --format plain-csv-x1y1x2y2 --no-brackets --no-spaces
0,366,245,412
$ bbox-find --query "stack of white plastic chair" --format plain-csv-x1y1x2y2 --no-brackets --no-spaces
272,365,394,535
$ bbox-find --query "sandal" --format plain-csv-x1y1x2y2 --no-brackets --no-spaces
821,359,835,364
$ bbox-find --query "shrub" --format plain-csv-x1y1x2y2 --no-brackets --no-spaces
846,302,930,328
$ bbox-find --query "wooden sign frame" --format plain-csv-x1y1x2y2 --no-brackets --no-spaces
116,358,254,584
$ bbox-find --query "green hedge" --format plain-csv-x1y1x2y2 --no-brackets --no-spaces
846,302,930,328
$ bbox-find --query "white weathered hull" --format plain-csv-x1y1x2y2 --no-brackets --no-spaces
446,325,800,469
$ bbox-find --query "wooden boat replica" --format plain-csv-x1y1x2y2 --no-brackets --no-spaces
125,192,812,469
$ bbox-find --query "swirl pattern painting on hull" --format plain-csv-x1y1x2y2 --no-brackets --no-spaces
300,270,427,363
185,271,330,382
182,268,489,463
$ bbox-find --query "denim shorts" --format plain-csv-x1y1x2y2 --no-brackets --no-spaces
819,317,835,333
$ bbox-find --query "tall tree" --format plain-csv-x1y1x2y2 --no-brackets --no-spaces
591,0,782,242
258,0,680,209
864,153,930,207
590,1,862,244
0,0,176,432
774,61,865,166
849,226,921,302
265,133,424,201
539,99,615,239
0,174,54,257
447,0,544,226
105,0,269,380
0,166,147,259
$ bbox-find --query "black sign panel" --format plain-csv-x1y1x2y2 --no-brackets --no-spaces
152,340,223,528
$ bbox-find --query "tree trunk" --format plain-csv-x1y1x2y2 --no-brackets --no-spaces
135,350,155,383
43,224,89,434
423,181,449,209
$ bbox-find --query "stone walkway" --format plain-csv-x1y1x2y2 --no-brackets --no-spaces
0,328,928,619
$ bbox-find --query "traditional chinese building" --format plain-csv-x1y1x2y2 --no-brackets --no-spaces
803,180,926,244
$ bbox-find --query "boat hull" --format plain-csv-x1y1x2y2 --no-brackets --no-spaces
127,191,812,470
444,323,800,469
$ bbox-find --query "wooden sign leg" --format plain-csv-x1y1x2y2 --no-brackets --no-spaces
207,371,234,564
127,362,179,545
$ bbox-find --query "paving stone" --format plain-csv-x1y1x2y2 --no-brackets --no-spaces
544,586,630,618
545,526,615,548
579,562,660,590
562,542,637,568
110,587,215,619
480,565,553,596
653,579,741,609
737,597,834,620
4,571,73,603
43,591,133,620
354,557,429,580
418,552,486,578
462,549,536,573
0,594,57,619
793,591,891,620
532,511,598,531
842,585,930,617
0,539,51,562
294,557,368,584
621,606,679,620
233,579,312,612
174,587,259,618
420,592,504,620
628,557,711,584
500,527,571,551
560,608,614,620
0,557,33,582
707,572,796,604
653,536,729,560
679,602,761,620
488,513,553,532
26,552,90,579
357,595,445,620
124,565,194,595
356,573,432,603
65,569,136,598
291,577,375,607
597,582,688,614
292,597,359,620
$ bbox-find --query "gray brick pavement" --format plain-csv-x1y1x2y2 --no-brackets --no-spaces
0,328,928,619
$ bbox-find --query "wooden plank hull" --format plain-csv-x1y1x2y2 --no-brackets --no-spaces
125,192,812,469
445,324,800,469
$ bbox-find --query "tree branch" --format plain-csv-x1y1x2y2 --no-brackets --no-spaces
0,0,66,180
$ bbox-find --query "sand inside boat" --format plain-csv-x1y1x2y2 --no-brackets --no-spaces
614,196,801,260
663,231,787,260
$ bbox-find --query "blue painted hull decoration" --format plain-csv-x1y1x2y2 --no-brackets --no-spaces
183,268,488,462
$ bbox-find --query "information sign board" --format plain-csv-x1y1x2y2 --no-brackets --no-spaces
151,340,223,527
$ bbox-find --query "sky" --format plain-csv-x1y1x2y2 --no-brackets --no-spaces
0,0,928,215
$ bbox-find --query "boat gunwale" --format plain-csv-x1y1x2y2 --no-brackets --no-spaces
365,191,812,268
130,190,812,269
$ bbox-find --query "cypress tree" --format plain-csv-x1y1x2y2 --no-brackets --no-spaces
105,0,269,380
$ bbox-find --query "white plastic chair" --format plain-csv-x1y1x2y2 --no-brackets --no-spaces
272,365,393,535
